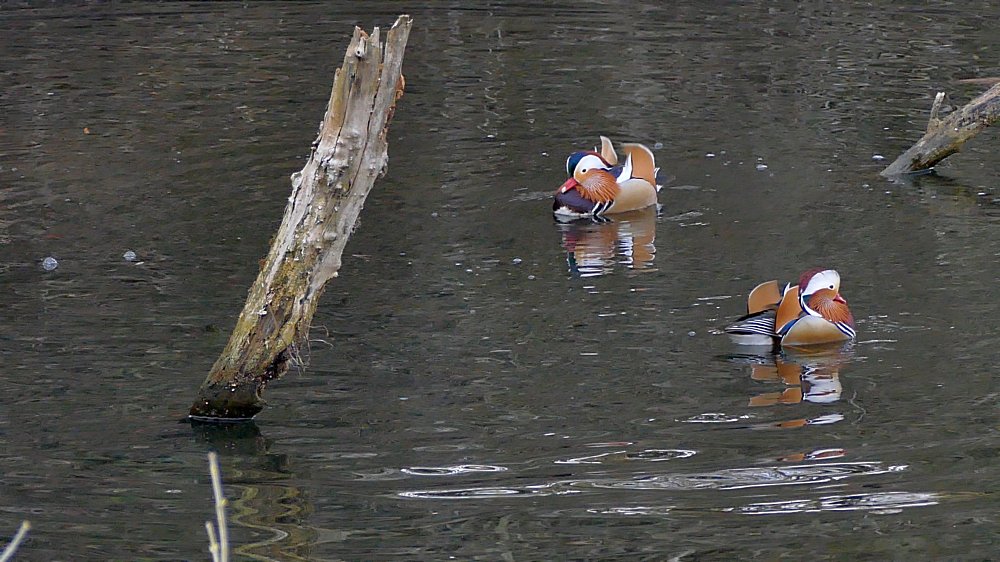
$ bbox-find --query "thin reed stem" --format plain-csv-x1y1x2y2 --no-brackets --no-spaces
205,452,230,562
0,521,30,562
205,520,220,562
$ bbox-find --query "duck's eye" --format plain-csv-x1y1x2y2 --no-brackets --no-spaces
580,168,588,174
829,285,834,290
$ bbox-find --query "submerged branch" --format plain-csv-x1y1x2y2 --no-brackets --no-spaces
881,82,1000,176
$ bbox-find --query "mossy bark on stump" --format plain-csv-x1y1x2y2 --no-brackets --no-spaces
881,82,1000,176
190,15,412,420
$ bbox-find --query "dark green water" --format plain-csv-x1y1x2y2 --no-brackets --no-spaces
2,2,999,559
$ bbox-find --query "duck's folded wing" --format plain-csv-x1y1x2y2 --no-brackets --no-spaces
725,309,778,346
725,309,777,336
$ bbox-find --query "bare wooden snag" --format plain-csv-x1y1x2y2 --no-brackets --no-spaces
881,82,1000,176
190,15,412,420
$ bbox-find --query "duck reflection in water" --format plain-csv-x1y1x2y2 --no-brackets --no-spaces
555,206,657,277
732,343,853,425
747,346,850,407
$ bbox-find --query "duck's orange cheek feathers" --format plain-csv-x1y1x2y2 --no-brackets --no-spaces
578,172,620,203
812,298,855,326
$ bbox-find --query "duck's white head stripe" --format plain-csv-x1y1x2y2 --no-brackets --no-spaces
801,269,841,297
574,154,608,175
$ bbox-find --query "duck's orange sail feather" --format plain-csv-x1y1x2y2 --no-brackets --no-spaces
775,285,803,334
621,143,657,186
599,136,618,166
747,280,782,315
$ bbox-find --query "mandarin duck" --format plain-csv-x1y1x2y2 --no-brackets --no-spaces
725,268,856,347
553,136,659,218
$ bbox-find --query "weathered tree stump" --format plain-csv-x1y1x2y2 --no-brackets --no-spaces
881,82,1000,176
190,15,412,420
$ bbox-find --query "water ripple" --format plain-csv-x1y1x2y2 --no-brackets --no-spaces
588,505,676,516
401,464,508,476
733,491,940,515
681,412,753,424
587,491,939,517
398,462,906,499
626,449,698,462
587,462,907,491
556,449,696,465
398,481,580,500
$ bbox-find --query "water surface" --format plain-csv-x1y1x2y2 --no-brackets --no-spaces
2,2,999,559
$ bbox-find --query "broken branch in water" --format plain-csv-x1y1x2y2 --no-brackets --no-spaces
189,15,412,420
881,82,1000,176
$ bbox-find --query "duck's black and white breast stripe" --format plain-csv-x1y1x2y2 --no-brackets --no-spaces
834,322,856,339
592,200,614,216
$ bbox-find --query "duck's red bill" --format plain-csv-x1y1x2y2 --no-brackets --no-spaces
558,177,579,193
